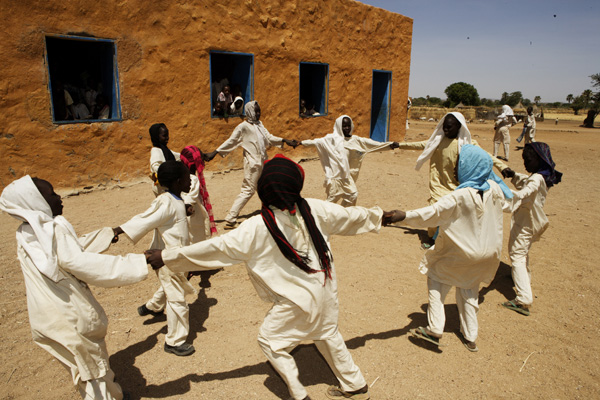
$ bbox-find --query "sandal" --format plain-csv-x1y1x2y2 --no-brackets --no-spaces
326,385,370,400
501,300,530,316
409,326,443,346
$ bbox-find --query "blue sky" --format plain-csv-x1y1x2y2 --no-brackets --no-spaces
358,0,600,102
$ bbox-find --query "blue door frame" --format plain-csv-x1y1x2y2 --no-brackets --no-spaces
370,70,392,142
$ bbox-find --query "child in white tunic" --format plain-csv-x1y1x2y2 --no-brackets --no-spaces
149,123,180,196
385,145,513,352
146,155,380,400
203,101,298,228
0,176,149,400
493,105,518,161
501,142,562,316
302,115,399,206
113,161,197,356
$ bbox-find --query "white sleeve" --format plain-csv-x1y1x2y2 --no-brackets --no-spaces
120,198,172,244
401,192,458,229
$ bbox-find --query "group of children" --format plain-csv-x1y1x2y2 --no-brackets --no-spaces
0,107,561,400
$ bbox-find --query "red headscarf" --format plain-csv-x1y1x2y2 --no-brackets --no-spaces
180,146,217,236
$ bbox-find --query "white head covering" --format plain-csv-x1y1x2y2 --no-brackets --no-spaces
312,115,352,180
415,112,472,171
0,176,67,282
245,100,260,124
498,105,514,119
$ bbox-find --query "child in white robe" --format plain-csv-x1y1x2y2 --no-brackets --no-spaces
146,155,380,400
203,101,298,228
501,142,562,316
113,161,197,357
385,145,513,352
302,115,399,206
493,105,518,161
149,123,180,196
0,176,149,400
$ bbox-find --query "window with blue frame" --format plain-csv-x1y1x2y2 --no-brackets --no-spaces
210,51,254,118
299,62,328,117
45,35,121,123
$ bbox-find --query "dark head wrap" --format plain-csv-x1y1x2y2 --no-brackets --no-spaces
527,142,562,188
149,123,176,162
257,154,332,279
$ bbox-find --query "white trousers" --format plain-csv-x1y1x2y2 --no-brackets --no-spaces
77,368,123,400
508,226,534,305
225,163,262,223
427,277,479,342
146,287,190,346
326,178,358,207
257,330,366,400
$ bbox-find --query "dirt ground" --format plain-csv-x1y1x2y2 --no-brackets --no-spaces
0,119,598,399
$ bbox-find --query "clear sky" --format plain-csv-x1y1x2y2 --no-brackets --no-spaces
358,0,600,102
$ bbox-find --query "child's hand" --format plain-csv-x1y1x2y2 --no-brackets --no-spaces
112,227,124,243
186,204,195,216
383,210,406,226
145,249,165,269
501,168,516,179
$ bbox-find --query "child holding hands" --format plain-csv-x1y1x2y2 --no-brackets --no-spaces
501,142,562,316
113,161,197,356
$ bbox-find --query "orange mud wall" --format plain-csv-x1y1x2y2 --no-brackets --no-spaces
0,0,412,190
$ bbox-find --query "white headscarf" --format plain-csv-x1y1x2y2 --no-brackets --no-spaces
415,112,472,171
245,100,260,124
312,115,353,180
0,176,73,282
498,105,514,119
230,96,244,113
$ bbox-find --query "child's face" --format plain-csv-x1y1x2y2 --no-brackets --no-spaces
35,179,63,216
254,103,261,120
158,127,169,145
223,86,230,95
341,117,352,137
181,171,192,193
443,115,461,139
235,100,243,109
523,146,541,173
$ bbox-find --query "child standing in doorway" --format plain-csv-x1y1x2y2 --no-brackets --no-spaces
113,161,197,356
501,142,562,316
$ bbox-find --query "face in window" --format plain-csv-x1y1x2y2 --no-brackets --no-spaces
342,117,352,137
442,114,461,139
254,103,261,121
158,127,169,146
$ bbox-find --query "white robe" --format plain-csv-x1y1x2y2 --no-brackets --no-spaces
217,120,284,169
120,193,195,301
344,135,394,182
150,148,180,196
181,174,210,243
162,199,382,349
399,181,511,289
17,219,147,383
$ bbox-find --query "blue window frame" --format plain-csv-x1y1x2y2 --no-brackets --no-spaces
299,62,328,117
45,34,121,124
370,70,392,142
209,51,254,118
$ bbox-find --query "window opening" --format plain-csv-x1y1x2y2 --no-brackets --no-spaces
210,51,254,118
45,35,121,123
299,62,328,117
370,70,392,141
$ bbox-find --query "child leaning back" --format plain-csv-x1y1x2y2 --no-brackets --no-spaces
501,142,562,316
113,161,197,356
384,145,514,352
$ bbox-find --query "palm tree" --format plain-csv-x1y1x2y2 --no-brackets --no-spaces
534,96,541,105
582,89,593,108
566,94,574,104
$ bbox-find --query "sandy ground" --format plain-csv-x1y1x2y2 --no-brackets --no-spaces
0,119,599,399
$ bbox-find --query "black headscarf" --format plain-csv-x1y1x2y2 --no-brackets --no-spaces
149,123,175,162
527,142,562,188
257,154,332,279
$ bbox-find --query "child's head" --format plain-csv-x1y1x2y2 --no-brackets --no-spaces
341,116,353,137
32,178,63,216
234,98,243,110
149,123,169,147
222,85,230,96
522,145,541,173
180,146,204,175
443,114,461,139
157,161,191,194
527,106,533,115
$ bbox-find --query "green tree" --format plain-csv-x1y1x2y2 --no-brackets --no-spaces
444,82,480,107
582,89,593,108
566,94,574,104
499,91,523,107
534,96,541,105
572,96,584,115
583,73,600,128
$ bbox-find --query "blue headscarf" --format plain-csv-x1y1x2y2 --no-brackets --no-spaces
456,144,513,199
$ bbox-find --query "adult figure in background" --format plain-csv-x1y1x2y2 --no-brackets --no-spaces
397,112,510,246
493,105,518,161
204,101,298,229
